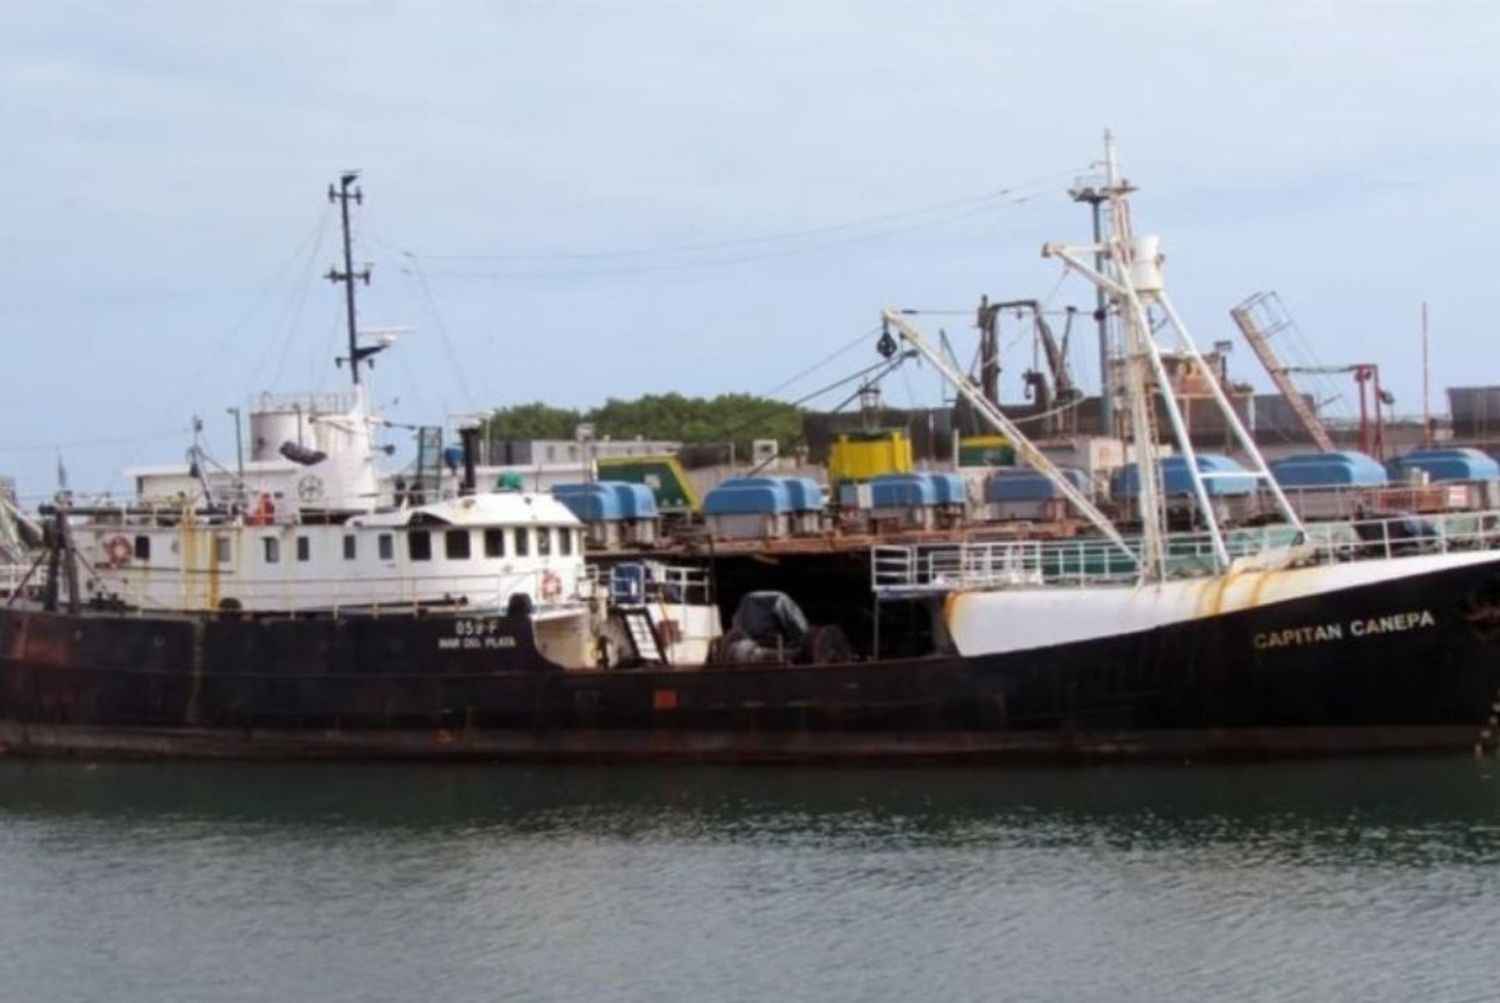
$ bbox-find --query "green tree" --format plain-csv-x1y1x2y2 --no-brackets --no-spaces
485,394,804,455
483,402,581,441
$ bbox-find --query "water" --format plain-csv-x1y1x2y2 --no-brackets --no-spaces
2,759,1499,1003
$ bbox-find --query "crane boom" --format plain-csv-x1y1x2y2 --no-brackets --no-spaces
881,309,1138,568
1230,292,1336,452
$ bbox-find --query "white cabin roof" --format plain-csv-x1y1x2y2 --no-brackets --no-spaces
125,459,298,480
351,491,580,528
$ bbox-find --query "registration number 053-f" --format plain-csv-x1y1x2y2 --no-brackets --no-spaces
440,618,517,650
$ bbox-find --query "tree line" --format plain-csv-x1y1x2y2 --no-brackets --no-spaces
483,393,804,454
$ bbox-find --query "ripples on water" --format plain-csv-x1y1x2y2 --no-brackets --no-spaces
2,759,1499,1003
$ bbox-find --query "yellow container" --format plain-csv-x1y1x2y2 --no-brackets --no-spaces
828,430,914,484
956,434,1015,467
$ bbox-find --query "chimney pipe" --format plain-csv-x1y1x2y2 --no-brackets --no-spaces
458,426,479,497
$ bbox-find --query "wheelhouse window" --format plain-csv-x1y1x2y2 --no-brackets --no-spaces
263,537,280,564
514,527,529,557
483,528,505,558
408,530,432,561
378,534,394,561
134,535,151,561
296,536,311,562
559,529,573,556
214,537,232,564
445,529,471,560
537,527,552,557
343,535,356,560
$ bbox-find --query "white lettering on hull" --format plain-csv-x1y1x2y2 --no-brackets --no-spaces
1253,609,1437,651
439,618,518,651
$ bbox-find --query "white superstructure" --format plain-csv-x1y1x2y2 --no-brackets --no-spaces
81,489,586,616
69,175,591,623
78,389,588,616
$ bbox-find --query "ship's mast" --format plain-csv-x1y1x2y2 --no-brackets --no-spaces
1101,134,1171,580
326,172,372,387
1045,132,1305,581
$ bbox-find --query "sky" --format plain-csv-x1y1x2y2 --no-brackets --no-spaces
2,0,1498,500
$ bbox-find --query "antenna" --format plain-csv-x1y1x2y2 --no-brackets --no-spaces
1068,178,1122,439
1422,302,1433,447
326,172,374,386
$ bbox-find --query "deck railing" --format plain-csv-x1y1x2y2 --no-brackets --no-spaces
872,510,1500,596
592,562,712,607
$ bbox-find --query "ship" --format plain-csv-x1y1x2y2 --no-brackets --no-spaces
3,143,1500,763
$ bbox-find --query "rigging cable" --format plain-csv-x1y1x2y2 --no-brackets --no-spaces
191,208,335,400
759,326,883,398
408,167,1087,263
258,216,337,393
405,256,477,412
400,198,1051,281
104,212,336,496
386,172,1085,282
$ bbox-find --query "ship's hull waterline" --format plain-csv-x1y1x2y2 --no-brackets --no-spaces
3,552,1499,763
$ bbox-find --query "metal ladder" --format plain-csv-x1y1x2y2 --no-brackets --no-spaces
1231,292,1336,452
618,606,666,664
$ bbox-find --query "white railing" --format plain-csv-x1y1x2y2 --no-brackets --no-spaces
596,562,713,607
872,510,1500,595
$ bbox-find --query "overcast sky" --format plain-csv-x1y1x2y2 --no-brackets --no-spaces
2,0,1497,497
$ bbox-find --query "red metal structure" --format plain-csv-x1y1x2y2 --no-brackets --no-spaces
1287,363,1391,459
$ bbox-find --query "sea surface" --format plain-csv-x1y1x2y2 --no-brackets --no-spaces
2,758,1499,1003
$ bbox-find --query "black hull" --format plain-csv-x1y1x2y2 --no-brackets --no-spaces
0,721,1482,764
3,555,1500,763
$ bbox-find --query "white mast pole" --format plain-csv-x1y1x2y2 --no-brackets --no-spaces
1153,293,1305,532
1047,133,1245,573
1105,136,1231,570
1100,133,1172,579
1038,242,1165,581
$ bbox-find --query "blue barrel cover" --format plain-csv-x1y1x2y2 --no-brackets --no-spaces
926,472,967,506
606,482,659,519
552,483,621,521
553,481,659,521
706,477,824,514
780,477,825,512
1387,447,1500,483
1271,451,1387,488
987,467,1089,502
1113,454,1256,497
704,480,792,515
869,473,938,508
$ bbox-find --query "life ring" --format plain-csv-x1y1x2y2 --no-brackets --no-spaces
102,535,133,569
540,570,563,603
246,493,276,526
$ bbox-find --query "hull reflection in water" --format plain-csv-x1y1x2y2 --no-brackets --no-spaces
2,759,1500,1003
